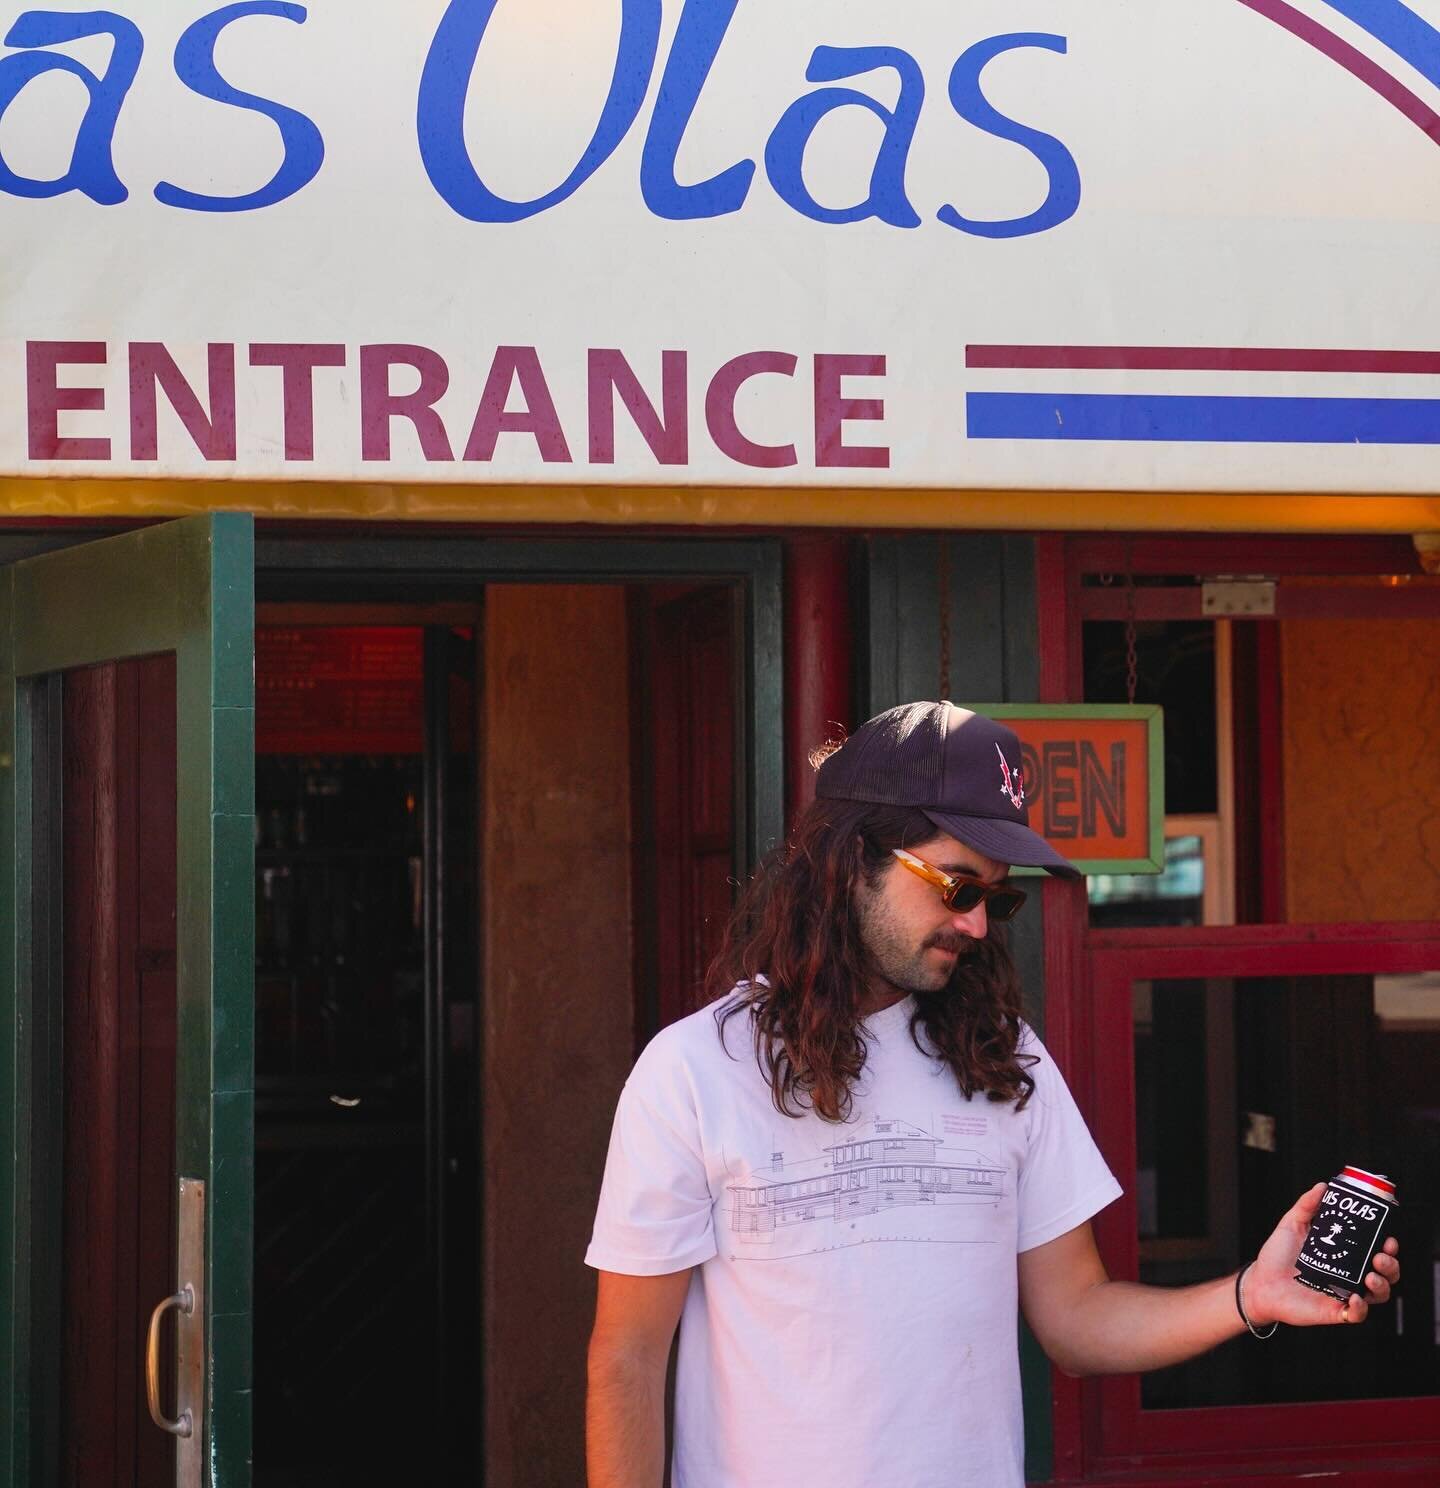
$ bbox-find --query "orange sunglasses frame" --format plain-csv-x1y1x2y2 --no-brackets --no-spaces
890,848,1027,921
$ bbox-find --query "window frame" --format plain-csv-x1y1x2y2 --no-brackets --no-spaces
1080,929,1440,1474
1037,534,1440,1484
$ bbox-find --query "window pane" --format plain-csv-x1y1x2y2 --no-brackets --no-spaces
1083,618,1217,815
1090,834,1208,929
1136,970,1440,1410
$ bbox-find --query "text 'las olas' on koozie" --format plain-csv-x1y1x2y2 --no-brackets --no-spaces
1295,1168,1398,1299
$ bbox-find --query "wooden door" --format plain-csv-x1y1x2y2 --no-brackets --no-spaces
640,584,739,1032
61,657,180,1486
0,516,255,1488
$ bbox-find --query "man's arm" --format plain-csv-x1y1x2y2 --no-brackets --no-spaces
1019,1185,1400,1378
587,1268,693,1488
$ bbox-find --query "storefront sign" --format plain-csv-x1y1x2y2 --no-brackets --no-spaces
3,1,1439,493
973,705,1164,874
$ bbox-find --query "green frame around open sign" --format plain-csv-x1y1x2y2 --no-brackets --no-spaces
960,702,1167,876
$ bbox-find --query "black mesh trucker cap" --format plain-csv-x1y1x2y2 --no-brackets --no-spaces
814,701,1080,878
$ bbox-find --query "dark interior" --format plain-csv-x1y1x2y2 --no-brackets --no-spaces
248,588,738,1484
252,625,477,1483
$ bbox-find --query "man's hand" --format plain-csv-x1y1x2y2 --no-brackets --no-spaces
1020,1191,1402,1379
1242,1183,1401,1329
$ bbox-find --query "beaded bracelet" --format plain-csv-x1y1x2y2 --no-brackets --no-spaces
1236,1263,1279,1339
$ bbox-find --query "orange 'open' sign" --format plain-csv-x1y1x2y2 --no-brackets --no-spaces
966,705,1165,875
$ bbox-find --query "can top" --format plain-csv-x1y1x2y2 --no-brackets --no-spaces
1342,1166,1396,1199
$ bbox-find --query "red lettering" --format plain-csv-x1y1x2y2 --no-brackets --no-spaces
250,343,346,461
128,343,237,461
705,352,798,468
814,353,888,468
26,341,110,461
464,346,571,462
587,349,687,465
359,344,454,462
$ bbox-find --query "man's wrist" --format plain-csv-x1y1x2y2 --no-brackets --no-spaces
1235,1263,1279,1337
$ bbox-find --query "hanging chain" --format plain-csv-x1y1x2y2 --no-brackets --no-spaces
937,540,952,700
1123,539,1139,705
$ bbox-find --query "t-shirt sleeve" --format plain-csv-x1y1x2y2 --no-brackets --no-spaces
1015,1030,1122,1253
585,1030,718,1276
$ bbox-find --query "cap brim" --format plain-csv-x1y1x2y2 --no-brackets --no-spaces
922,810,1082,880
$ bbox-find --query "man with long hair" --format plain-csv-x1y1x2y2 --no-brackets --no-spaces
586,703,1399,1487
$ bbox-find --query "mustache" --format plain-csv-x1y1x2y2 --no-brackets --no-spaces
925,931,979,955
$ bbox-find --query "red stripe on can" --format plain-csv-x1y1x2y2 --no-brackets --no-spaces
1342,1166,1396,1196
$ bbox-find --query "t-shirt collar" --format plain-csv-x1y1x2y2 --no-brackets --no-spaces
861,994,917,1038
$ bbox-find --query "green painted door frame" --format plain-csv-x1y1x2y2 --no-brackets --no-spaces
0,515,255,1488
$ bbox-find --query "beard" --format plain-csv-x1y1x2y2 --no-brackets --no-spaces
855,887,979,996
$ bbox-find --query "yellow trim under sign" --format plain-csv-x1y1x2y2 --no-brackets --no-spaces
3,477,1439,534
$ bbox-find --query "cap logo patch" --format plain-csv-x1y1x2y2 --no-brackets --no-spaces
996,744,1025,811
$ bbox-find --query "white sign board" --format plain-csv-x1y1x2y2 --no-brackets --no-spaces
3,0,1439,492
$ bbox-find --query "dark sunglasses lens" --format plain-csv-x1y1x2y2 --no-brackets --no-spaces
988,889,1026,922
943,881,987,913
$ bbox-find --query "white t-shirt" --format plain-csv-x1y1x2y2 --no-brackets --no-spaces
586,993,1121,1488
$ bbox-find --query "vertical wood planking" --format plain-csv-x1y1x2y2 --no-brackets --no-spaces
58,656,180,1488
60,664,122,1486
783,538,854,822
745,543,785,865
132,656,180,1487
644,585,738,1029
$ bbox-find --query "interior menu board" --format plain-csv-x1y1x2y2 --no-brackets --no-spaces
257,627,424,754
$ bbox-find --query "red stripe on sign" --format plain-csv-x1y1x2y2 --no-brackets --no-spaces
1232,0,1440,147
965,346,1440,372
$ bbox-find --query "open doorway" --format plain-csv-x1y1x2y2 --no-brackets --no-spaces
251,616,477,1485
250,579,743,1485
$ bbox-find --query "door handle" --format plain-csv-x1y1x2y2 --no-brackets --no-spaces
146,1286,195,1437
146,1176,204,1485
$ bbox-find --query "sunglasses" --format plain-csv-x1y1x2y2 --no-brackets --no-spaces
891,849,1027,922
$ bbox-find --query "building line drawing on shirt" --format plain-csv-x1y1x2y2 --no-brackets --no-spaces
726,1114,1009,1254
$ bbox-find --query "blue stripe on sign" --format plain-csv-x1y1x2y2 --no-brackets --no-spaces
1317,0,1440,91
966,393,1440,443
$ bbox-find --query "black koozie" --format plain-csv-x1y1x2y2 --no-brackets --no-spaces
1294,1166,1398,1300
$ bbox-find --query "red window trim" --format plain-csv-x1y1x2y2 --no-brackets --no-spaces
1037,534,1440,1484
1078,930,1440,1476
1044,1465,1440,1488
1080,585,1440,622
1066,534,1423,579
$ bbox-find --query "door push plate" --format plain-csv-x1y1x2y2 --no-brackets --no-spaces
145,1176,206,1487
177,1176,205,1488
146,1177,205,1482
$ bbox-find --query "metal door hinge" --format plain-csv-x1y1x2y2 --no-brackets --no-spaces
1202,579,1276,616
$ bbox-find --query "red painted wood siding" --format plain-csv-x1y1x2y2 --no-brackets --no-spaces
61,657,178,1488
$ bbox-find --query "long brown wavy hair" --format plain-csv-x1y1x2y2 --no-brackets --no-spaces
705,796,1037,1122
